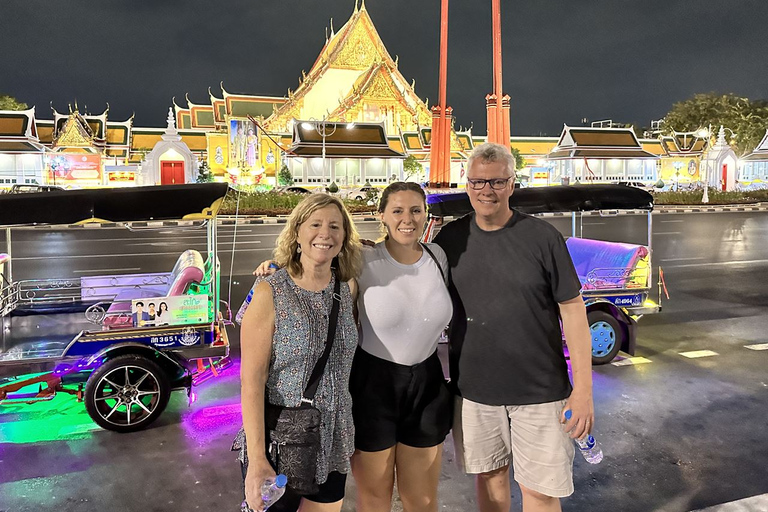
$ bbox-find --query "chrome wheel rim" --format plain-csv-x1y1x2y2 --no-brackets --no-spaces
92,365,161,427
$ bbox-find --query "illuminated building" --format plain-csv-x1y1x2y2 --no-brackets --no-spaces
544,126,659,186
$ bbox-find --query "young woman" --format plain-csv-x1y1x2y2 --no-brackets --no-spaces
238,194,362,512
255,182,453,512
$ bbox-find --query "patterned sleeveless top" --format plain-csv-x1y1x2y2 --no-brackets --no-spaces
239,268,358,483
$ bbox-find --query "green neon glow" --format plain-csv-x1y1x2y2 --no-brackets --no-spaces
0,393,98,444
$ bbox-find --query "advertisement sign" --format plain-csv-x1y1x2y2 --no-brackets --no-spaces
48,154,102,183
131,295,209,328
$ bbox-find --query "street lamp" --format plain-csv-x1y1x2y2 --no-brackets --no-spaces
302,118,337,185
672,161,684,192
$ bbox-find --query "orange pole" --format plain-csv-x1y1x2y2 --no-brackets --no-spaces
486,94,498,144
430,105,443,185
489,0,508,143
501,94,511,148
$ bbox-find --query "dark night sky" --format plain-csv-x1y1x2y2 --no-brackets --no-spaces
2,0,767,136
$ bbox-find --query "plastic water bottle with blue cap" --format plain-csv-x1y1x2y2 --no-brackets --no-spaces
241,474,288,511
564,409,603,464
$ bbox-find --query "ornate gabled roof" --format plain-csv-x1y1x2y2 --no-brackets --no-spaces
742,129,768,161
289,120,404,158
0,107,38,140
660,131,708,156
106,116,134,146
186,93,216,129
268,4,431,130
173,98,192,130
52,110,96,149
548,125,658,160
209,86,227,125
220,84,285,119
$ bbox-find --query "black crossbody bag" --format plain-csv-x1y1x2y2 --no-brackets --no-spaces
260,275,342,496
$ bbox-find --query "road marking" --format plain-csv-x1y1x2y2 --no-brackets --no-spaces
666,259,768,269
73,267,141,274
690,493,768,511
745,343,768,351
679,350,718,358
611,356,652,366
14,249,261,260
660,257,705,262
654,232,682,235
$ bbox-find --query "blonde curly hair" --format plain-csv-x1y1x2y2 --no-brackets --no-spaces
273,194,362,281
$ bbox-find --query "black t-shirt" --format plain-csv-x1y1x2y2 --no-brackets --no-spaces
434,211,581,406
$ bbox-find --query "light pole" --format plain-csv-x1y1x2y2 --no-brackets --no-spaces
303,119,337,186
672,161,684,192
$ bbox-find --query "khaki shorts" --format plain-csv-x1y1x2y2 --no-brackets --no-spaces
452,396,575,498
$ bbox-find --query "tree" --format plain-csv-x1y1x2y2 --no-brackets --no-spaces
277,163,293,186
403,154,423,181
196,160,213,183
327,181,339,193
0,94,27,111
663,93,768,155
510,147,525,170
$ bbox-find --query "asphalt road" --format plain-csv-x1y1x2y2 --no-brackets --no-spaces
1,212,767,512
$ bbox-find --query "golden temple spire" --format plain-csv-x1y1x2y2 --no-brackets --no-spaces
354,0,359,12
361,0,366,10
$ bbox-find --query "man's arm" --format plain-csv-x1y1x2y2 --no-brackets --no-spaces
559,296,594,439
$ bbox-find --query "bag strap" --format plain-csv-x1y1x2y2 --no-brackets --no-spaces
420,242,447,284
301,270,342,404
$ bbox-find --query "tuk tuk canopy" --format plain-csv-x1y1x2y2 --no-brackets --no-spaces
0,183,230,226
426,184,654,218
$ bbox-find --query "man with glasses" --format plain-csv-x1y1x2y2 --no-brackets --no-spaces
433,143,593,512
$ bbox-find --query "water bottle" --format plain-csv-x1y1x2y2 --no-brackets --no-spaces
236,263,279,325
241,474,288,511
564,409,603,464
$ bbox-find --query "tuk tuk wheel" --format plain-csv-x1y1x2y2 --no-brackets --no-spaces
84,354,171,433
588,311,623,365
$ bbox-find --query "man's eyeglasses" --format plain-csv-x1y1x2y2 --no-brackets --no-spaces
466,177,513,190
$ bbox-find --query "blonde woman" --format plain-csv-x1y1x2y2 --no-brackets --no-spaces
237,194,362,512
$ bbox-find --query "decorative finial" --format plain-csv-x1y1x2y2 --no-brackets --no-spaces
411,78,415,90
395,55,399,67
74,100,79,112
330,18,334,36
717,125,726,145
166,107,177,135
361,0,366,9
354,0,359,12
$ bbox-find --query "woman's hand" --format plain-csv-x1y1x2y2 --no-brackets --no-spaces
244,459,277,512
253,260,279,276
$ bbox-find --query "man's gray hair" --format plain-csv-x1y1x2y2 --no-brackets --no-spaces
467,142,516,179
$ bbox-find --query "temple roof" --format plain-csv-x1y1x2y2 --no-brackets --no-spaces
0,107,38,139
267,4,431,131
742,129,768,161
288,121,404,158
660,131,708,156
221,85,285,119
548,126,658,160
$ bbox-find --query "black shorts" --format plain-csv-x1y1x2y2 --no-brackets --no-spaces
350,347,453,452
241,468,346,512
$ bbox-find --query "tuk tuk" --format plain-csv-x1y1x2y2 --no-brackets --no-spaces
0,183,232,431
426,184,664,365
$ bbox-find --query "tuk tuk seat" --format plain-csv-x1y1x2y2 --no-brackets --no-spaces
565,237,648,290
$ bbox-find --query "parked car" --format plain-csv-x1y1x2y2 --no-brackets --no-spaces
9,184,65,194
344,186,379,201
